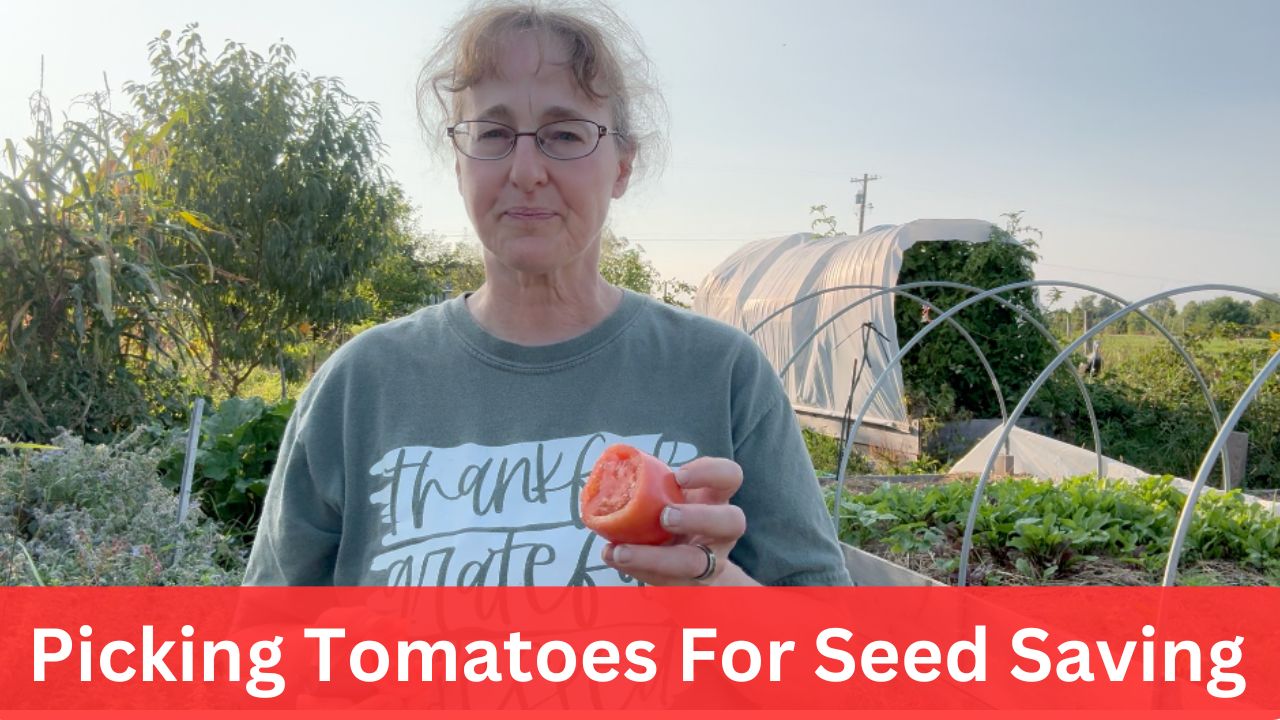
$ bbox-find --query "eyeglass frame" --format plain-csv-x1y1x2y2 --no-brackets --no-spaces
446,118,622,161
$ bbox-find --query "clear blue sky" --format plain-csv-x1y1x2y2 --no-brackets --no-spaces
3,0,1277,307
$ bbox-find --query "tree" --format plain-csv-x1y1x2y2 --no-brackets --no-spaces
357,216,442,321
361,232,486,318
1068,294,1124,335
1252,297,1280,329
592,230,697,307
1200,296,1253,327
1176,297,1259,336
125,27,399,396
599,230,659,294
1146,298,1178,330
1177,300,1200,333
1122,297,1176,335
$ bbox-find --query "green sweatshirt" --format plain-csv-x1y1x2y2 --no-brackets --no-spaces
242,289,850,587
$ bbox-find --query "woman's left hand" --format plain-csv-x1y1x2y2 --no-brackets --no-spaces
600,456,759,586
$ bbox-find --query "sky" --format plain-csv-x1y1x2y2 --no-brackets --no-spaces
3,0,1277,308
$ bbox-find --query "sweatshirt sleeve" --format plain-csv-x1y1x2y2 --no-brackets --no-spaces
726,343,852,587
241,374,345,586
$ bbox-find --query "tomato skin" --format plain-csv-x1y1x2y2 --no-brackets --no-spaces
581,444,685,545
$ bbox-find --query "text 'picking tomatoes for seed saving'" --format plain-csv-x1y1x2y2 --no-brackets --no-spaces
581,444,685,545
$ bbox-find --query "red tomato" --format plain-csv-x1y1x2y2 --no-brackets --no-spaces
581,444,685,545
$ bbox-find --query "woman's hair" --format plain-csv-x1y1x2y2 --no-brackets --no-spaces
417,0,667,180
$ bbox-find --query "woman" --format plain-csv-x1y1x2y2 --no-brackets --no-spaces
243,0,850,587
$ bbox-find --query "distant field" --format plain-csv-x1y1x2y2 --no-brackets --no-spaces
1099,333,1271,366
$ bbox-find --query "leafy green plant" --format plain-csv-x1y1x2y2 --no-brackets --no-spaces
804,427,946,478
357,225,473,322
0,433,244,585
831,475,1280,585
804,428,874,477
157,396,292,541
808,204,839,237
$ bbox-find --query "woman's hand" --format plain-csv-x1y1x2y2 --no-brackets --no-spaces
600,456,759,586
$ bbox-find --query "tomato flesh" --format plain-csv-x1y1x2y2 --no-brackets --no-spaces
581,444,684,545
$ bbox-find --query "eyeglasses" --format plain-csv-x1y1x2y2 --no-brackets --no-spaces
447,119,618,161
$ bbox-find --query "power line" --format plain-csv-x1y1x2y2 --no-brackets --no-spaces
1035,261,1279,292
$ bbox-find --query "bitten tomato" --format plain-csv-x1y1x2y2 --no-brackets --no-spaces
581,444,685,545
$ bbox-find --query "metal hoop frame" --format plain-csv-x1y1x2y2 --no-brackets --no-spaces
749,279,1280,586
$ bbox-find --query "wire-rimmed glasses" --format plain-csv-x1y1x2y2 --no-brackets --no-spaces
447,119,618,160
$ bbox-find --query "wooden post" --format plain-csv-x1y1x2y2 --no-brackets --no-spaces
994,454,1015,477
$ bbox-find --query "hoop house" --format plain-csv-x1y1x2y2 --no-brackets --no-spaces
692,219,1000,450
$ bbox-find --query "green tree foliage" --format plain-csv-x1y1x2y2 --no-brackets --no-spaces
599,230,696,307
427,240,487,299
1138,297,1178,334
1067,294,1125,335
1204,297,1254,326
894,215,1053,419
0,90,192,443
599,230,657,294
358,226,486,321
1252,297,1280,329
1155,297,1276,338
124,26,399,396
1141,297,1177,330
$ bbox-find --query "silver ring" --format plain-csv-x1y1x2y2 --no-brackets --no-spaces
692,543,717,582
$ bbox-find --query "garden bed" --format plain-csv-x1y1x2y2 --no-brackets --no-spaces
830,474,1280,586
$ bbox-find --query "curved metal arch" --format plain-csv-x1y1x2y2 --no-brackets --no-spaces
747,281,1106,494
843,288,1009,427
759,286,1010,526
960,284,1280,586
1163,348,1280,585
821,280,1235,526
752,280,1227,490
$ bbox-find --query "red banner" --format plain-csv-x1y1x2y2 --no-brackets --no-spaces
1,587,1277,716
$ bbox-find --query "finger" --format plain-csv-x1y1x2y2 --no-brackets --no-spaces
675,457,743,495
661,503,746,542
603,542,718,585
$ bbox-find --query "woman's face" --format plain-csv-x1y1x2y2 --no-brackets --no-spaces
455,32,633,279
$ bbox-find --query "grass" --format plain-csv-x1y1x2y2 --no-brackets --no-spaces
1099,334,1271,366
233,366,311,404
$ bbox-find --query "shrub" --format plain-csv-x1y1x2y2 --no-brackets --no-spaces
1051,338,1279,488
0,433,245,585
894,223,1053,422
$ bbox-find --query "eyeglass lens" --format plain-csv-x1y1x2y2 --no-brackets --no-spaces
452,120,601,160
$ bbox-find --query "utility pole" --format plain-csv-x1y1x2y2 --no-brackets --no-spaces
851,173,881,234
